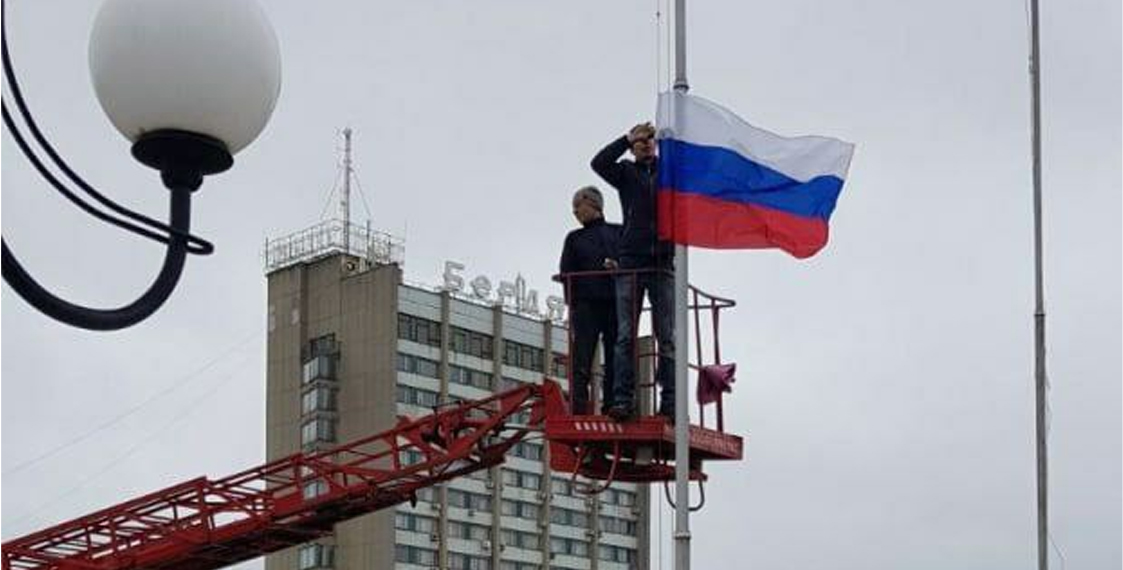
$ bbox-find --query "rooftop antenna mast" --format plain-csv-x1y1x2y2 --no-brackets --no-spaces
341,127,354,254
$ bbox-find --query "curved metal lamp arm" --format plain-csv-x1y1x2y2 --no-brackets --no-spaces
1,187,193,331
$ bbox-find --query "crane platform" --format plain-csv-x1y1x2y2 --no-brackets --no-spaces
547,415,743,482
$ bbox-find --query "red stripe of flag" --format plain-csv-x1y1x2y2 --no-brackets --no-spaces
657,190,829,259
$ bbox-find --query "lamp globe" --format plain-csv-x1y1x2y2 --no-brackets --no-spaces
89,0,281,188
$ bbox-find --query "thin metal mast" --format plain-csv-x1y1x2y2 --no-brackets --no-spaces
341,127,353,253
1028,0,1048,567
671,1,691,570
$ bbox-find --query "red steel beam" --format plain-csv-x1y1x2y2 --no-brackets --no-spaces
3,384,546,570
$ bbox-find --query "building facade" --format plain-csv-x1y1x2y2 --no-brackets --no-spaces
264,246,649,570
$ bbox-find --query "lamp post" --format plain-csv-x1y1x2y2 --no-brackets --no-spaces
1,0,281,330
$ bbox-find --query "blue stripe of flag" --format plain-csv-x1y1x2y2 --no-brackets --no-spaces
658,139,844,220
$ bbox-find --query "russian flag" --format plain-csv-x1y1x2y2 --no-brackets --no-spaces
656,91,855,258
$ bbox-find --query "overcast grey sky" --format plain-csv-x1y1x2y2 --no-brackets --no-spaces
2,1,1119,569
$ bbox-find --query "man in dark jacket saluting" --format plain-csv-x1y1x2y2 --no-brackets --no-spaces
560,186,621,415
592,122,675,421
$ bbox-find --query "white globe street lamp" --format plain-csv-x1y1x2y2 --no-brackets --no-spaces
90,0,281,187
1,0,282,330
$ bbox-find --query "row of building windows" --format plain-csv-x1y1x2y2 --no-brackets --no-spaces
601,487,638,508
397,385,440,408
550,507,589,529
503,341,544,372
549,536,590,558
500,499,540,521
305,334,340,359
448,489,493,511
451,326,495,360
599,515,638,536
398,352,440,378
394,545,436,566
392,512,633,566
297,543,334,570
401,511,491,540
500,469,541,491
398,313,502,365
403,456,542,489
500,529,540,550
550,357,568,380
498,563,539,570
398,513,623,549
450,364,493,390
598,544,637,564
509,442,543,461
399,354,495,393
396,502,631,538
550,477,574,497
301,385,337,415
543,476,636,506
398,548,624,570
501,562,594,570
301,354,336,384
498,466,637,507
395,512,437,533
300,417,336,448
449,520,491,541
402,312,571,373
394,549,492,570
398,313,442,347
449,552,492,570
300,335,340,457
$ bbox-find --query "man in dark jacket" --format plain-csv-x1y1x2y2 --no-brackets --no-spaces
592,122,675,421
560,186,621,415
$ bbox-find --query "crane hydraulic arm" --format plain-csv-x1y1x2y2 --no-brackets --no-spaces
2,382,563,570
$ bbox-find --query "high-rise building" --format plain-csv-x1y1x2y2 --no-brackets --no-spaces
263,222,649,570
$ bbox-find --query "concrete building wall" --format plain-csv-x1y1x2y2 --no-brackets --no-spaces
266,253,646,570
266,257,401,570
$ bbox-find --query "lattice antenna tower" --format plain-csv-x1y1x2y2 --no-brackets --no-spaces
340,127,353,252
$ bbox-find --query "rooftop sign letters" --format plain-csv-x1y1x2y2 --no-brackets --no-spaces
442,261,565,322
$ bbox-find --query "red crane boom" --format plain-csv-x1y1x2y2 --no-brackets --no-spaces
3,384,548,570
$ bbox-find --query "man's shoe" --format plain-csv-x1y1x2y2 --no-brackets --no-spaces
606,403,635,422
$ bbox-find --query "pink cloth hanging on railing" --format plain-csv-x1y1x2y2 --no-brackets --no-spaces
697,363,736,405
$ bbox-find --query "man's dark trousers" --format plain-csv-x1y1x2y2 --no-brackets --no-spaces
570,298,617,415
612,258,675,415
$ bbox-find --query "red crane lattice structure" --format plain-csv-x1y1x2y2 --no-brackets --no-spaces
2,385,545,570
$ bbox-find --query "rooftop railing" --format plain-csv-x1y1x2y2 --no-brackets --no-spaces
263,219,404,274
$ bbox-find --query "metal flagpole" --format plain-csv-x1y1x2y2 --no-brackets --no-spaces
671,1,691,570
1028,0,1048,567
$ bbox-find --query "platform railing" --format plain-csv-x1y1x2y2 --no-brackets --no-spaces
554,268,736,432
